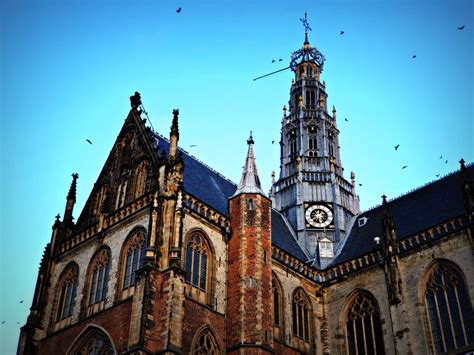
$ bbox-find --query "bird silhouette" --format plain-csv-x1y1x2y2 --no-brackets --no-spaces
272,59,276,63
395,144,400,150
445,160,448,164
344,118,348,122
458,25,465,30
176,7,181,13
402,165,407,169
279,58,282,61
340,31,345,35
358,183,363,186
19,300,24,304
436,174,440,177
412,55,417,59
439,155,443,159
189,144,197,147
86,139,92,145
1,321,5,325
271,140,275,144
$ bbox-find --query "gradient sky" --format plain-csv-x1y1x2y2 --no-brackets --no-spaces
0,0,472,352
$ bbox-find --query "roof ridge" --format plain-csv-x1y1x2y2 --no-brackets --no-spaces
152,131,237,187
360,162,472,214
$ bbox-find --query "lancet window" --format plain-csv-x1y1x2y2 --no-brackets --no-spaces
185,234,209,291
86,249,111,314
191,327,220,355
292,288,311,341
120,230,146,299
55,263,79,322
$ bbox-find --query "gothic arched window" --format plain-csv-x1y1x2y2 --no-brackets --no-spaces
119,230,146,299
68,327,115,355
345,292,385,355
55,263,79,323
292,289,311,341
289,129,297,158
191,327,220,355
424,262,474,353
185,234,208,291
86,248,111,315
273,278,282,327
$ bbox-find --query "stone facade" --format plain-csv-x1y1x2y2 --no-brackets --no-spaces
18,33,473,355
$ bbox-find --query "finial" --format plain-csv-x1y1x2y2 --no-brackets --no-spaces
351,171,355,186
382,195,388,204
460,158,466,170
169,109,180,160
332,105,336,118
171,109,179,136
55,214,61,222
299,11,311,44
130,91,142,109
67,173,79,202
247,131,254,145
271,170,276,184
283,105,287,118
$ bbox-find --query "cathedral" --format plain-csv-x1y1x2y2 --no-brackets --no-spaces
18,21,473,355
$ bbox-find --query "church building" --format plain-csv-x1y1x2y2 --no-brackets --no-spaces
18,20,473,355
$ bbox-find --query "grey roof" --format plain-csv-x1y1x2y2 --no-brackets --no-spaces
331,165,473,265
271,209,309,262
153,133,237,215
232,135,265,197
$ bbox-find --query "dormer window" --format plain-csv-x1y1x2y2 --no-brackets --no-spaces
319,238,334,258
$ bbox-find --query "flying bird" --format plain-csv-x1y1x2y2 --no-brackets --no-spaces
340,31,345,35
439,155,443,159
395,144,400,150
176,7,181,13
272,59,276,63
445,160,448,164
344,118,348,122
402,165,407,169
1,321,5,324
86,139,92,145
436,174,440,177
412,55,417,59
458,25,465,30
358,183,363,186
19,300,24,304
279,58,282,61
189,144,197,147
271,140,275,144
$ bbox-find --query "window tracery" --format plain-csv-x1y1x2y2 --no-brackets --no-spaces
68,327,115,355
55,264,79,324
120,230,146,299
345,292,385,355
87,249,110,315
292,289,310,341
185,234,208,291
192,328,219,355
424,262,474,353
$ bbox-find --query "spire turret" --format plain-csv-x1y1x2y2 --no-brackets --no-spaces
63,173,78,225
169,109,180,160
233,132,265,197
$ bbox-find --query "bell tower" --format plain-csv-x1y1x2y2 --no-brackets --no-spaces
272,13,359,266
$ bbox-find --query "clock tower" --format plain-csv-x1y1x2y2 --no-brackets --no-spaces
271,13,360,266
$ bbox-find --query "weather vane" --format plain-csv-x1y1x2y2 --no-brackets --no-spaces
299,11,312,32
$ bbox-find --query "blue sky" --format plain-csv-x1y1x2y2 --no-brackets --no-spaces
0,0,472,352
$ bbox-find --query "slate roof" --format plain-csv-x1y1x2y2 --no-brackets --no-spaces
332,164,473,266
271,209,309,262
153,133,237,215
152,133,309,262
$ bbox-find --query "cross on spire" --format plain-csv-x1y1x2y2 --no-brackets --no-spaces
299,11,312,43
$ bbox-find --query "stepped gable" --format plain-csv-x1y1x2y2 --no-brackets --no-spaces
332,164,474,265
271,209,308,262
153,133,237,215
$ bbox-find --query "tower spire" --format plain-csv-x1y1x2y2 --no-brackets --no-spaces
233,132,265,196
169,109,180,160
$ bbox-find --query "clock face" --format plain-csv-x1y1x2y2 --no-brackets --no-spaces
305,204,333,228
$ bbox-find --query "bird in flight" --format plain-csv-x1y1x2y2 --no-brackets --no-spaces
176,7,181,13
19,300,24,304
402,165,407,169
436,174,440,177
271,140,275,144
86,139,92,145
344,118,348,122
395,144,400,150
458,25,465,30
279,58,282,61
189,144,197,147
1,321,5,325
412,55,417,59
358,183,363,186
340,31,345,35
439,155,443,159
272,59,275,63
445,160,448,164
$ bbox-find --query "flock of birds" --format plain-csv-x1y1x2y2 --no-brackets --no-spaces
2,300,25,326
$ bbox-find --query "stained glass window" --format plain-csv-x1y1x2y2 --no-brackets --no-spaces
56,264,78,322
185,235,208,291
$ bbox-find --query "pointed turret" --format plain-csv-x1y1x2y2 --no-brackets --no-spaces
169,109,180,160
232,132,265,197
63,173,78,225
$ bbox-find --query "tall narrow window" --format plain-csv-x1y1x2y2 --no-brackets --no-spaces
273,279,282,327
87,249,111,315
120,230,146,299
134,161,148,199
345,292,385,355
55,264,79,323
185,234,208,291
425,262,474,353
115,180,127,209
289,129,297,158
292,289,311,341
